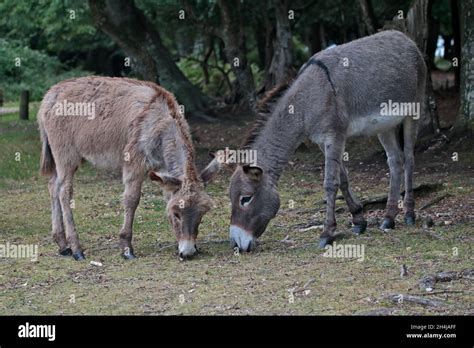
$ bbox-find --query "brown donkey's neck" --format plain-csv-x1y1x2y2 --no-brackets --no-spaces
161,98,200,189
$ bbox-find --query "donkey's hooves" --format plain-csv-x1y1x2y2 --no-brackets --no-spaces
122,250,137,260
352,221,367,235
59,247,73,256
72,251,86,261
379,218,395,231
404,214,416,226
318,237,334,248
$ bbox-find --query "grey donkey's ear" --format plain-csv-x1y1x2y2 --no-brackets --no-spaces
149,171,182,192
200,152,221,186
242,165,263,182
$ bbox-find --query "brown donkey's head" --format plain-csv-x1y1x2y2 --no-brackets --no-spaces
149,158,220,259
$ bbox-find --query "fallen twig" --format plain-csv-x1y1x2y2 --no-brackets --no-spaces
410,290,467,296
360,183,443,210
420,194,451,210
419,269,474,291
298,225,324,232
383,293,446,307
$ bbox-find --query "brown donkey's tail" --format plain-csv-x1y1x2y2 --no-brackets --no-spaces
39,128,55,176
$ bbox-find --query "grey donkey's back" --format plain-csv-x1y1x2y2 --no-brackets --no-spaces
295,30,426,138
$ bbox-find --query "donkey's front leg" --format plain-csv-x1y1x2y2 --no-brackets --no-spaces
340,164,367,234
119,177,143,260
319,139,344,248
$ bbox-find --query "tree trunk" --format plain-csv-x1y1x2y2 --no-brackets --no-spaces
254,17,267,70
451,0,461,88
358,0,378,35
426,8,439,72
404,0,440,135
309,22,324,55
19,91,29,120
88,0,211,119
216,0,256,111
263,0,294,90
459,0,474,130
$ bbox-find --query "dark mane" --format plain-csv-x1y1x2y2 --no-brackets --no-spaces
242,81,292,149
241,57,338,150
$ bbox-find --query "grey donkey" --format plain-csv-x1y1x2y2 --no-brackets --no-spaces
38,76,220,260
228,30,426,251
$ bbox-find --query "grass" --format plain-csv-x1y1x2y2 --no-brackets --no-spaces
0,111,472,315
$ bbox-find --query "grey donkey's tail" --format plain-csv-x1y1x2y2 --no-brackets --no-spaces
39,128,55,176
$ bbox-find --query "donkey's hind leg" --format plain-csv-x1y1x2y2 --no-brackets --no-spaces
378,129,404,230
48,171,71,256
57,165,84,260
403,117,418,225
339,164,367,234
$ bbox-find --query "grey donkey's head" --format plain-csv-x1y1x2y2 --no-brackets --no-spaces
228,164,280,252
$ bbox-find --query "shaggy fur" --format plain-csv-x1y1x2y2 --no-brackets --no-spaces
38,76,219,259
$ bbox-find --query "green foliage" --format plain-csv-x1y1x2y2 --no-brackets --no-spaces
0,0,457,102
0,0,109,53
434,56,453,71
0,39,90,101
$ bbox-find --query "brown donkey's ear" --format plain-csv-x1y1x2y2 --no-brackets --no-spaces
149,171,182,192
200,154,221,186
242,165,263,182
214,149,237,172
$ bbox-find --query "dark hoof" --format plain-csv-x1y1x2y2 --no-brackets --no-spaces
59,247,72,256
318,236,335,248
379,218,395,230
352,221,367,235
404,214,416,226
72,251,86,261
122,249,136,260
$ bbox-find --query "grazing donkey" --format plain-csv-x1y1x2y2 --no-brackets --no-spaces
228,30,426,251
38,77,220,260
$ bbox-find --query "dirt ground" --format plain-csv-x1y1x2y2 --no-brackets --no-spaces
0,87,472,315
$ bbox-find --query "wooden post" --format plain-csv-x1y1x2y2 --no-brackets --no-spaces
19,90,29,120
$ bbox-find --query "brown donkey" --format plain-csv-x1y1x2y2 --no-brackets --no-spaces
38,76,220,260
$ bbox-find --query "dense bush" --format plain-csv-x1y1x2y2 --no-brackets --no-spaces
0,39,90,102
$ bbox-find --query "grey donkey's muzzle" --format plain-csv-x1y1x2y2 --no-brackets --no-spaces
178,239,197,259
230,225,256,252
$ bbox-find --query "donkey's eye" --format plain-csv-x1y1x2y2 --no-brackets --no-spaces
239,195,253,208
173,212,181,221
